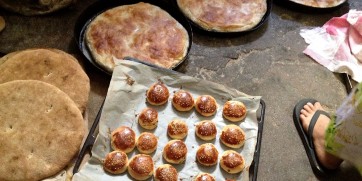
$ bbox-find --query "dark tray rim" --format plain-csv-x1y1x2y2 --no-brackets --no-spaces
72,61,266,180
273,0,348,13
74,0,193,75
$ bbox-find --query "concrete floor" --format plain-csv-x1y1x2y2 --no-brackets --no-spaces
0,0,361,180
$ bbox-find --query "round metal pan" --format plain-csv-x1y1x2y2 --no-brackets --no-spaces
171,0,272,35
274,0,348,13
74,0,193,75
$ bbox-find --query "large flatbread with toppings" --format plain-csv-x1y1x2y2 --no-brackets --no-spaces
85,2,189,72
0,80,85,181
176,0,267,32
288,0,346,8
0,48,90,113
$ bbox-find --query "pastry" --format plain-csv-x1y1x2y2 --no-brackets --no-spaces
195,120,217,141
146,81,169,106
163,140,187,164
176,0,267,32
154,164,178,181
288,0,346,8
172,89,194,111
0,80,85,181
136,132,158,154
138,107,158,130
111,126,136,153
103,150,128,174
196,143,219,166
0,48,90,113
167,119,188,140
220,125,245,149
85,2,189,72
128,154,154,180
222,100,247,122
195,95,218,117
194,173,216,181
220,150,245,174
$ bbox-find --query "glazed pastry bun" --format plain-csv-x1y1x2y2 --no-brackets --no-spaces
128,154,154,180
195,120,217,141
136,132,158,154
103,150,128,174
154,164,178,181
196,143,219,166
138,107,158,130
163,140,187,164
111,126,136,153
146,81,169,106
172,89,194,111
194,173,216,181
195,95,217,117
220,150,245,174
222,100,247,122
167,119,188,139
220,125,245,149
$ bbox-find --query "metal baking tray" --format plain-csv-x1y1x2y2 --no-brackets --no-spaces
74,0,193,75
72,59,266,180
171,0,272,35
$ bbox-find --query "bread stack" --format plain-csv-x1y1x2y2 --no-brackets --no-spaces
0,48,90,181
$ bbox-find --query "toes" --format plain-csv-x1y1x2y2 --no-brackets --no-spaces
303,103,313,113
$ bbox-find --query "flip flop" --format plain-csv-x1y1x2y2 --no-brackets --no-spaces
293,99,335,176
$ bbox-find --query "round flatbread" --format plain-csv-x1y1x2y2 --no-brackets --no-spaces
0,80,85,181
85,2,189,72
176,0,267,32
0,48,90,113
288,0,346,8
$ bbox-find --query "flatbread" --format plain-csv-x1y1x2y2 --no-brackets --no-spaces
0,48,90,113
176,0,267,32
0,80,85,181
288,0,346,8
85,2,189,72
0,0,75,15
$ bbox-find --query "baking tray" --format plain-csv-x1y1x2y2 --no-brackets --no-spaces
274,0,347,13
74,0,193,75
171,0,272,35
72,60,266,181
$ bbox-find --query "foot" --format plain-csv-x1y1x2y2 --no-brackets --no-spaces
300,102,343,170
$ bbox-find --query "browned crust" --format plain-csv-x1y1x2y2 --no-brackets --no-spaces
103,151,128,174
128,154,154,180
146,81,170,106
111,126,136,153
154,164,178,181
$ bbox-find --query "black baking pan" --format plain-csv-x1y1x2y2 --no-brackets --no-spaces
74,0,193,75
170,0,272,35
274,0,348,13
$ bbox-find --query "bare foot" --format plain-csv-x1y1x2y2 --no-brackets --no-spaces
300,102,343,170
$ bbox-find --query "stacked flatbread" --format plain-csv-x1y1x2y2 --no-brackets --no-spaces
0,49,90,180
288,0,346,8
176,0,267,32
85,2,189,73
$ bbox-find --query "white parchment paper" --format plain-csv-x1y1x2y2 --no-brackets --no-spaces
73,60,261,181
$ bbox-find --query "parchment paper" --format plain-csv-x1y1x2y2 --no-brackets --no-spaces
73,60,261,181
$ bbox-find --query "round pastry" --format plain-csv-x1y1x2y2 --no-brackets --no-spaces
195,95,217,117
146,81,169,106
138,107,158,130
103,150,128,174
222,100,247,122
194,173,216,181
154,164,178,181
196,143,219,166
172,90,194,111
220,150,245,174
195,120,217,141
111,126,136,153
163,140,187,164
128,154,154,180
220,125,245,149
136,132,158,154
167,119,188,139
